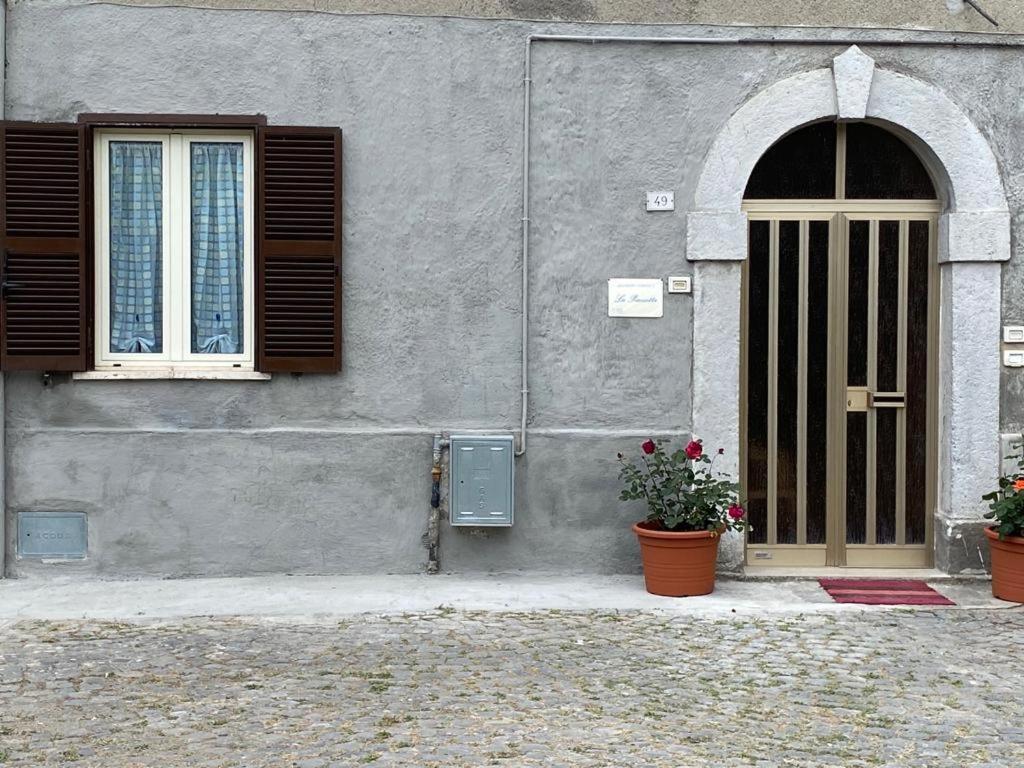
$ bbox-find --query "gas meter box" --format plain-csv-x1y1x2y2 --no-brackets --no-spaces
449,434,514,526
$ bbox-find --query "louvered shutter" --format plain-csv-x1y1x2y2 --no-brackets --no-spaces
257,126,342,372
0,122,89,371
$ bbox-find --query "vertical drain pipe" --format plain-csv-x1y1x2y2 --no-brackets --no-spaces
516,38,533,458
516,35,738,460
426,434,447,573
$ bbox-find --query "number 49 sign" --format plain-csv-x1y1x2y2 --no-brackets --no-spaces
645,191,674,211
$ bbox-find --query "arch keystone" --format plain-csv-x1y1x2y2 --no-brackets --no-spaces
833,45,875,119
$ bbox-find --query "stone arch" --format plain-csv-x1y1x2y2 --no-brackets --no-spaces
687,47,1009,572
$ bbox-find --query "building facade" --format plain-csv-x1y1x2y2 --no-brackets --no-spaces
2,0,1023,578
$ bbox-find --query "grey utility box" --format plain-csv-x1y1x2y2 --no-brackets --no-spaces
18,512,88,559
450,434,514,526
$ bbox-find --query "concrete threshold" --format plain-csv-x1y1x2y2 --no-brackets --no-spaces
0,574,1014,621
736,566,990,582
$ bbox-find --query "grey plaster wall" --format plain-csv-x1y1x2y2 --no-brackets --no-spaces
50,0,1024,33
5,2,1024,576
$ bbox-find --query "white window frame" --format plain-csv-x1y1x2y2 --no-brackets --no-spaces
93,129,255,374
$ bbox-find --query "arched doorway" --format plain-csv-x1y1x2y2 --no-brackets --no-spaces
740,121,939,567
688,51,1009,574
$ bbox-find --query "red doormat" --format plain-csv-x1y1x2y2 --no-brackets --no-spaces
818,579,955,606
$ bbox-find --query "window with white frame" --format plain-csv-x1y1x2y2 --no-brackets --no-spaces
94,130,254,370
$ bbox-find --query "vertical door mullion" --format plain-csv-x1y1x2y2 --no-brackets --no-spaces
830,214,849,566
896,220,908,546
767,220,779,546
797,220,808,545
866,219,879,547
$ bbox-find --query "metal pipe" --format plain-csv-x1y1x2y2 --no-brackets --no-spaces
516,34,736,457
516,40,532,457
426,433,447,573
514,28,1024,457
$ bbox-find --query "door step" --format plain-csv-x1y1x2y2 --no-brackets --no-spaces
737,566,988,582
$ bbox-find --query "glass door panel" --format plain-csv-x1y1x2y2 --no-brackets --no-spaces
905,221,931,544
843,216,933,566
805,221,830,544
746,221,770,544
744,218,830,562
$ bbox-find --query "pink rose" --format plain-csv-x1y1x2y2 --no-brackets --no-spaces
685,440,703,460
728,505,745,521
641,439,656,455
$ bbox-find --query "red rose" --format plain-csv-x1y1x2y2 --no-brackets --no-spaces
641,439,656,455
685,440,703,460
728,505,745,520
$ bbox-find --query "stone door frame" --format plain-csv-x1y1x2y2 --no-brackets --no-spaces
686,47,1010,572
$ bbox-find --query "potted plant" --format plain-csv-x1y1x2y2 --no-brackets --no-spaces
618,438,747,597
982,436,1024,603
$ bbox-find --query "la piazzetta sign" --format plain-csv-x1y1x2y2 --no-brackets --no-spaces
607,278,664,318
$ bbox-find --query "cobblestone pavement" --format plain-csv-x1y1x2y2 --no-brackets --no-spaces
1,608,1023,767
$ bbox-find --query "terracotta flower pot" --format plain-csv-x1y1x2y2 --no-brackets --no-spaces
633,522,720,597
985,526,1024,603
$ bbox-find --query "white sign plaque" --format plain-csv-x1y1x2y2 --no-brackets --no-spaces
608,278,664,318
645,191,674,211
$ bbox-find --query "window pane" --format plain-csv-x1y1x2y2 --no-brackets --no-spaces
746,221,770,544
744,122,837,200
776,221,800,544
191,142,244,354
905,221,930,544
806,220,829,545
847,220,869,387
845,123,936,199
846,411,867,544
109,141,163,353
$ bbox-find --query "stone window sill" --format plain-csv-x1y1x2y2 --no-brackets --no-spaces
72,369,271,381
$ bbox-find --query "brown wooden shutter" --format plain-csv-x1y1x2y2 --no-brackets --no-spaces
257,126,342,372
0,122,89,371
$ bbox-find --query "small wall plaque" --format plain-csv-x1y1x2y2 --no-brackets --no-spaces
18,512,87,559
608,278,664,318
645,191,674,211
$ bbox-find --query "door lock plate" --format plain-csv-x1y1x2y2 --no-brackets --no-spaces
846,387,869,412
847,388,906,411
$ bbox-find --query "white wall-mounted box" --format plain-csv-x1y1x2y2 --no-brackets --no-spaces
1004,350,1024,368
1003,326,1024,343
667,276,692,294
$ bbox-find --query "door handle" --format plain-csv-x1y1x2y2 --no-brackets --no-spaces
868,391,905,409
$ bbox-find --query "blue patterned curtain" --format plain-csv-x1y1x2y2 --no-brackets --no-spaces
191,142,244,354
109,141,163,353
